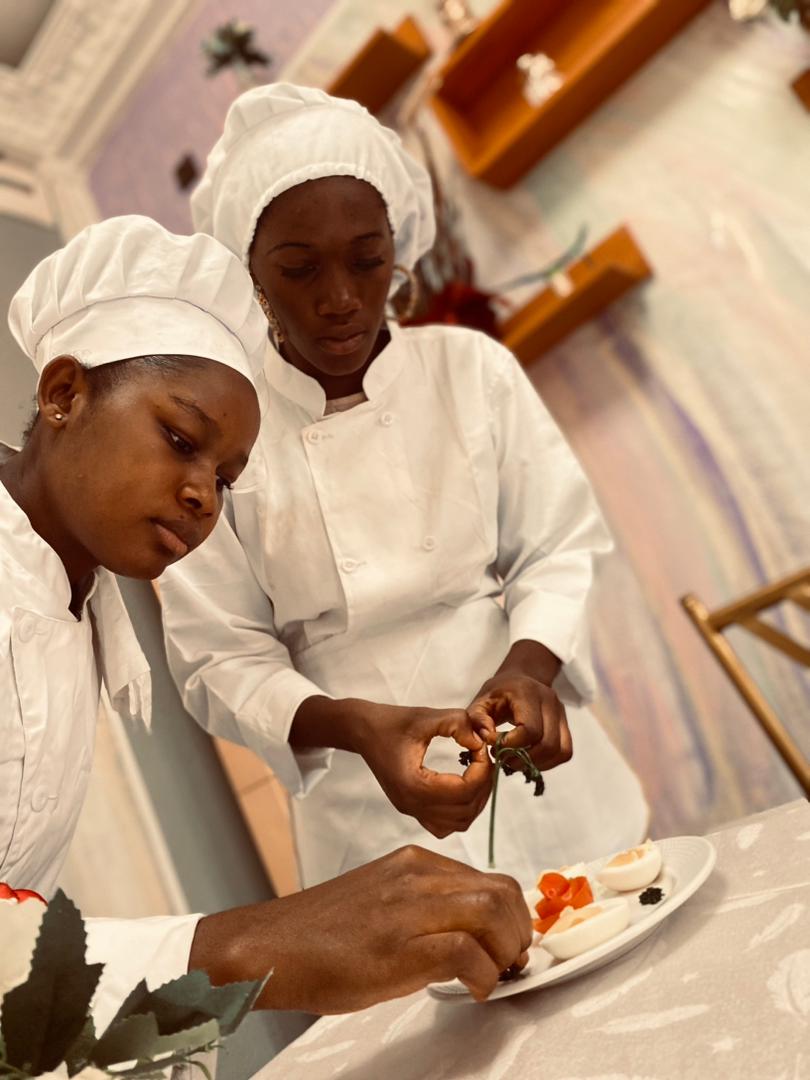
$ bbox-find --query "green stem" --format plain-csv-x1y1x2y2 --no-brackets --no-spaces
487,758,500,869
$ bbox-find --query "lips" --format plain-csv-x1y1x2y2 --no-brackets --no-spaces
152,519,200,559
316,327,367,356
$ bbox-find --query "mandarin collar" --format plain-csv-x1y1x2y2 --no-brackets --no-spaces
262,321,407,419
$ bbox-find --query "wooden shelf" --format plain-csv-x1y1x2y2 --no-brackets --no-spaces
500,225,652,363
792,68,810,112
431,0,711,188
327,16,432,115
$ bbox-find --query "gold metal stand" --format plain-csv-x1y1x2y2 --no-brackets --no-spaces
681,567,810,798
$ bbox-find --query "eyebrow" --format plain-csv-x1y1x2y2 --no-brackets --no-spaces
266,231,385,255
170,394,220,435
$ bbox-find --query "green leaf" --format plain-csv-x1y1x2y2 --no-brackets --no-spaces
106,1046,219,1079
104,968,265,1040
90,1012,160,1066
1,890,103,1074
65,1014,96,1075
91,1013,221,1068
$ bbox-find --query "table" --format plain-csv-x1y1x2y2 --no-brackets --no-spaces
254,800,810,1080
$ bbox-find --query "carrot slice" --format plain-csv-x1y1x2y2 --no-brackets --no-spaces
538,872,571,899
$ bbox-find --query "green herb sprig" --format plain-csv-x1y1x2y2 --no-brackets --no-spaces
459,734,545,869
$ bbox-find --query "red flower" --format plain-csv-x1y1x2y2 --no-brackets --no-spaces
0,882,47,904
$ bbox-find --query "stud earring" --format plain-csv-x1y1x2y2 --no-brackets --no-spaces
54,412,64,421
255,288,285,344
392,263,419,323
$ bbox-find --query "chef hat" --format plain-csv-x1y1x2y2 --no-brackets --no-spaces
8,214,267,392
191,82,436,271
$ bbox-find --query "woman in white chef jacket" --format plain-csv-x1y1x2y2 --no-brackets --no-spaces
161,84,649,890
1,214,534,1023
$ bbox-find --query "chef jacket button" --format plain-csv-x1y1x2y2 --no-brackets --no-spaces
305,429,321,445
31,786,53,813
17,615,37,643
341,558,358,573
422,536,437,552
380,412,394,427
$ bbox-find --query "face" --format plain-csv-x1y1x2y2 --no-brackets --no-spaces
249,175,395,385
36,355,260,580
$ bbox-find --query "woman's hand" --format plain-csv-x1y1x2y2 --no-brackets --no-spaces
191,846,532,1012
467,640,573,772
291,695,494,838
356,704,494,838
468,674,572,770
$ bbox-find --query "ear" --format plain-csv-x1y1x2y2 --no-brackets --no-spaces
36,355,90,429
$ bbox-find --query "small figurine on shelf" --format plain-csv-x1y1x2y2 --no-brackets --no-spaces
516,52,563,108
729,0,810,26
436,0,479,45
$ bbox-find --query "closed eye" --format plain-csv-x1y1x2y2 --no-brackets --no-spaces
281,265,316,279
355,257,385,271
165,427,194,455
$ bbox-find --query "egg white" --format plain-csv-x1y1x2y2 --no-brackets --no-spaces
596,840,662,892
540,898,631,961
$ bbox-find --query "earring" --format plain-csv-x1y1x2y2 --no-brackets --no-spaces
392,263,419,323
54,412,64,421
255,288,285,344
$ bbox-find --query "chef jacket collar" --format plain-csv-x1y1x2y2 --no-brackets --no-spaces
0,455,151,725
262,320,407,419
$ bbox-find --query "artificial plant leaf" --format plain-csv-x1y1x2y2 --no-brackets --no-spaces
197,976,267,1037
92,1012,219,1068
105,1046,217,1079
65,1014,96,1075
104,968,264,1039
90,1012,161,1067
104,969,211,1035
0,890,103,1073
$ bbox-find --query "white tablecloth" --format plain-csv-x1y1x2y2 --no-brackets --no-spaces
254,800,810,1079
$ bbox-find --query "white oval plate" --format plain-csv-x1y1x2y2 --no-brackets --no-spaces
428,835,716,1004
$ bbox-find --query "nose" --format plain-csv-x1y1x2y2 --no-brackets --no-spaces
316,265,361,319
178,472,217,517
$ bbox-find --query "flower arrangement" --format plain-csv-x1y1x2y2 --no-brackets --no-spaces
394,128,587,337
0,886,264,1079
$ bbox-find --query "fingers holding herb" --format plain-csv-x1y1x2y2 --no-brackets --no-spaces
470,674,573,773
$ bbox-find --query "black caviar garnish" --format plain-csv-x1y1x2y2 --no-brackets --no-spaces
458,749,474,767
498,962,524,982
639,886,663,906
501,762,515,776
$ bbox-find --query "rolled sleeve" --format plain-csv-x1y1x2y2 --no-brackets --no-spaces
85,913,202,1034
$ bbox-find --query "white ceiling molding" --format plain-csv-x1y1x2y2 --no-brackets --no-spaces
0,160,54,226
0,0,196,166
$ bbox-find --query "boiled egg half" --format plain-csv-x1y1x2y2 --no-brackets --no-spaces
541,898,630,961
596,839,662,892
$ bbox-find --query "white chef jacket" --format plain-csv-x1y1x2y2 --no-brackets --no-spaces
0,460,200,1034
161,324,648,888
